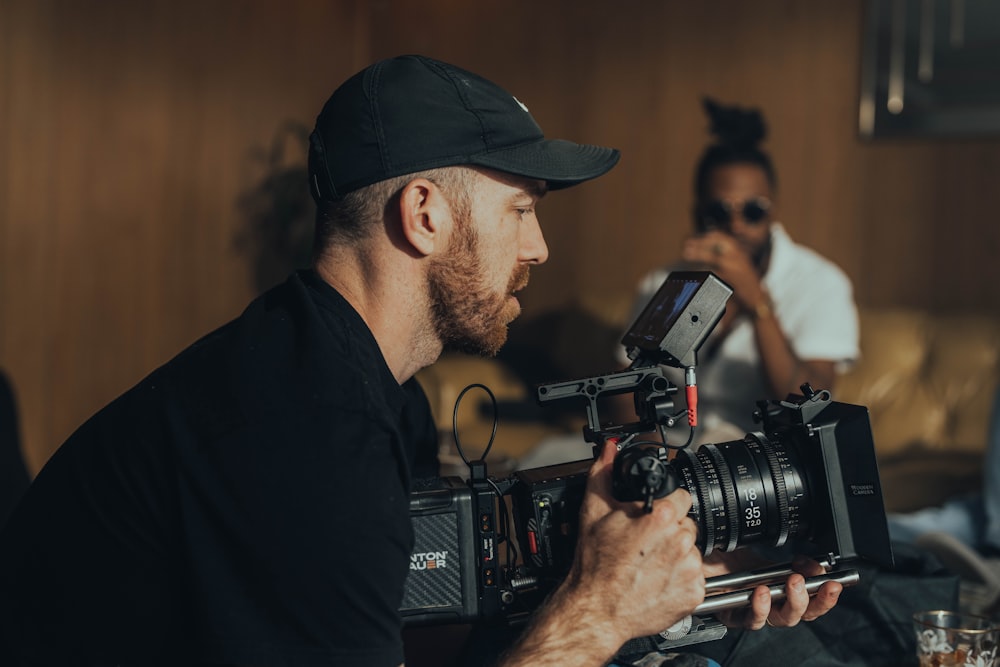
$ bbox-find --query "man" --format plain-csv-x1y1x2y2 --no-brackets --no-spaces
0,56,838,667
621,98,859,443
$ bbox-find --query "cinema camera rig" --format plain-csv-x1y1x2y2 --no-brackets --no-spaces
401,271,894,657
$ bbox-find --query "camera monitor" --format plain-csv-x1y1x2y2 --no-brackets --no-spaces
620,271,733,368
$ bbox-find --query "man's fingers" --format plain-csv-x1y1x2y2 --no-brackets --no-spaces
738,585,772,630
585,439,616,497
770,574,808,627
581,439,629,522
769,577,843,627
801,581,842,622
662,486,693,517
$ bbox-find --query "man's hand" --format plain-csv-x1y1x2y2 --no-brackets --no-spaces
703,551,843,631
498,441,706,666
682,230,765,313
568,439,707,637
683,228,838,397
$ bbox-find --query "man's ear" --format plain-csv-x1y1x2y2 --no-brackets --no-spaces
397,178,450,257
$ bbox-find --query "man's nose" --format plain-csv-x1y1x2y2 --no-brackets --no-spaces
728,210,754,236
520,216,549,264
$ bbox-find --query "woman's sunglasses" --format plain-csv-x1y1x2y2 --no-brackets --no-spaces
697,196,771,230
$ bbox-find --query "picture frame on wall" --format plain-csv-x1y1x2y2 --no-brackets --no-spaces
859,0,1000,138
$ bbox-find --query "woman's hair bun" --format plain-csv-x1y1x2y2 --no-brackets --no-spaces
702,97,767,149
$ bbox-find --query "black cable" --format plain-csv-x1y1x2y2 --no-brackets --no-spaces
452,383,498,468
656,423,696,450
451,383,515,566
488,476,518,566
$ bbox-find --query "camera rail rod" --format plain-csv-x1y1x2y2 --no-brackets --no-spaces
695,568,860,615
536,365,677,444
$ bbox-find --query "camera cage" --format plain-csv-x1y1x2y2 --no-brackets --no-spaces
401,271,894,656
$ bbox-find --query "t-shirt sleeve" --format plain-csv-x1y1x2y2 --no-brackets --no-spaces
782,270,860,370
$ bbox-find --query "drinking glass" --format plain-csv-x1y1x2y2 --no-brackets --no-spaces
913,610,999,667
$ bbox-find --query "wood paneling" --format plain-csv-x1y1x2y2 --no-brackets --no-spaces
2,0,998,472
0,0,369,471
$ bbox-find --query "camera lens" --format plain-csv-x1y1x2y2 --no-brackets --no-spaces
671,432,813,555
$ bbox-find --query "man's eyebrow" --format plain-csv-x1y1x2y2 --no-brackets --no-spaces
520,181,548,199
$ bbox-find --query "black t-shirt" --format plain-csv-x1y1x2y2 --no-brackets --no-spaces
0,270,438,666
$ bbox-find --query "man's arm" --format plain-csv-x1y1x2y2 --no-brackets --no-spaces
751,312,837,398
682,230,840,397
496,441,706,667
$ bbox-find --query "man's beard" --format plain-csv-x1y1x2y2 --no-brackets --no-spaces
427,221,529,357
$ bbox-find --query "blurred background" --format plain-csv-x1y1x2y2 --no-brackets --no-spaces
2,0,999,475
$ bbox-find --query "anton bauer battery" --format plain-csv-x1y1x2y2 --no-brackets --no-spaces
400,475,503,625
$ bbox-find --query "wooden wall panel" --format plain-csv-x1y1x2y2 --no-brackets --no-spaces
0,0,369,472
367,0,1000,325
2,0,998,472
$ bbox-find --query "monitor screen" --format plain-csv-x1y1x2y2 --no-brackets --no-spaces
620,271,732,368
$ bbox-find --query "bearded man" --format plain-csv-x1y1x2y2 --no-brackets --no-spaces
0,55,838,667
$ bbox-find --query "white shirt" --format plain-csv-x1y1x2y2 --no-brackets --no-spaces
621,223,860,442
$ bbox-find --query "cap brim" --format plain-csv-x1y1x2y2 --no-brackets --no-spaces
469,139,620,190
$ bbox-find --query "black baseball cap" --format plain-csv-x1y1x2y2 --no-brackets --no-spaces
308,55,620,202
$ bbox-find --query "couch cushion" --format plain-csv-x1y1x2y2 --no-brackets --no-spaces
837,308,1000,459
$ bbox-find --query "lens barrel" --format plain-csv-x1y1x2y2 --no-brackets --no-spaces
611,432,815,556
671,433,812,555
